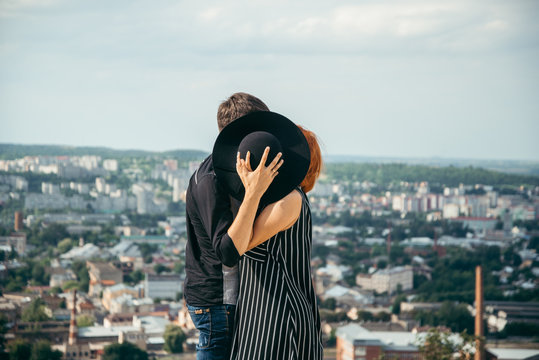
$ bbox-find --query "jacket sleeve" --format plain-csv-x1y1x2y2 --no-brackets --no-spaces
195,175,240,267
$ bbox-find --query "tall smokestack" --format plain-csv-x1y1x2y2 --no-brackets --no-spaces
387,222,391,266
475,266,484,360
14,211,23,232
69,289,78,345
433,230,438,255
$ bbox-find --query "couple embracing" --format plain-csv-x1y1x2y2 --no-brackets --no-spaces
184,92,324,360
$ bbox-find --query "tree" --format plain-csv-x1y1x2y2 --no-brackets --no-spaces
38,224,69,246
503,322,539,336
30,340,62,360
163,324,187,353
357,310,374,322
437,302,474,333
57,238,73,254
173,261,185,274
414,302,474,333
8,339,31,360
76,314,95,327
138,243,158,264
320,297,337,310
61,280,79,291
154,263,168,274
392,294,407,315
326,329,337,347
417,328,477,360
102,342,148,360
374,312,391,322
21,298,50,322
417,329,455,360
0,314,7,356
71,260,90,292
131,269,145,283
30,263,49,286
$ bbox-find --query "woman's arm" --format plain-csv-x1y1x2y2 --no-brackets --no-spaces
246,189,302,251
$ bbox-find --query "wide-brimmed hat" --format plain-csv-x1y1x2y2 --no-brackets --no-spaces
212,111,310,206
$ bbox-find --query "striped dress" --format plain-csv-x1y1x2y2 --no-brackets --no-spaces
230,189,323,360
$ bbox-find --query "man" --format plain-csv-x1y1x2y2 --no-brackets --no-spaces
184,93,279,359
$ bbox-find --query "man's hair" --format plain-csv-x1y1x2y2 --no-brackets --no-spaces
217,92,269,131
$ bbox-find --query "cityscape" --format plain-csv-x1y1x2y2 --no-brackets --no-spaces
2,0,538,358
0,145,538,359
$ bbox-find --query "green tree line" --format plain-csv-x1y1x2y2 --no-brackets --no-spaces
325,163,539,187
0,144,206,161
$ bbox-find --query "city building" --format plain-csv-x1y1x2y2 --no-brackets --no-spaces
486,348,539,360
60,243,101,261
109,240,144,272
87,261,123,297
144,273,182,300
479,301,539,333
119,235,171,245
336,323,421,360
103,159,118,172
102,283,145,311
109,295,154,314
49,268,78,288
0,233,26,255
450,217,498,234
323,285,374,308
356,266,413,295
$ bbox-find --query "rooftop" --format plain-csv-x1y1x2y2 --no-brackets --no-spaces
336,323,461,350
487,348,539,360
78,325,140,338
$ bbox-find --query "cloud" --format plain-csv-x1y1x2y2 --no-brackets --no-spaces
0,0,62,17
198,6,222,22
1,0,538,159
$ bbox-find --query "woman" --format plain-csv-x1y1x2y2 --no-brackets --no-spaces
230,125,324,359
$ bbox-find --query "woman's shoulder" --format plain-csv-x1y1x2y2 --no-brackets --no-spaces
268,190,303,232
282,189,303,208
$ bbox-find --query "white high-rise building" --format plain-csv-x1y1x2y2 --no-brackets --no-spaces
95,178,106,193
443,203,460,219
132,183,155,214
42,182,60,195
172,178,186,202
103,159,118,172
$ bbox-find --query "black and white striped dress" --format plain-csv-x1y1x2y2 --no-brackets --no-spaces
230,189,323,360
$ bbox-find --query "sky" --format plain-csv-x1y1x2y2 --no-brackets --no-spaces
1,0,538,161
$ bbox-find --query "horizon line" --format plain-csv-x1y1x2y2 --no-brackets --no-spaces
1,142,538,164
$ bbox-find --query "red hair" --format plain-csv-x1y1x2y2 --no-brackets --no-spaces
298,125,322,193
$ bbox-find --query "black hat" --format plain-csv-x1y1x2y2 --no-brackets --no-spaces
212,111,310,206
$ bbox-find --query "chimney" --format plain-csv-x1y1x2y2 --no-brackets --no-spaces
69,289,78,345
475,266,484,360
386,222,392,265
14,211,23,232
433,230,438,255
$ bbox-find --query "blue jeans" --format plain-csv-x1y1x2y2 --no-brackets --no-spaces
187,304,236,360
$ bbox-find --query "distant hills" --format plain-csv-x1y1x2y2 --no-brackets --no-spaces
325,162,539,187
326,155,539,176
1,143,537,177
0,144,208,162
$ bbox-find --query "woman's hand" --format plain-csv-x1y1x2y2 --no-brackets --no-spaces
236,147,284,199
